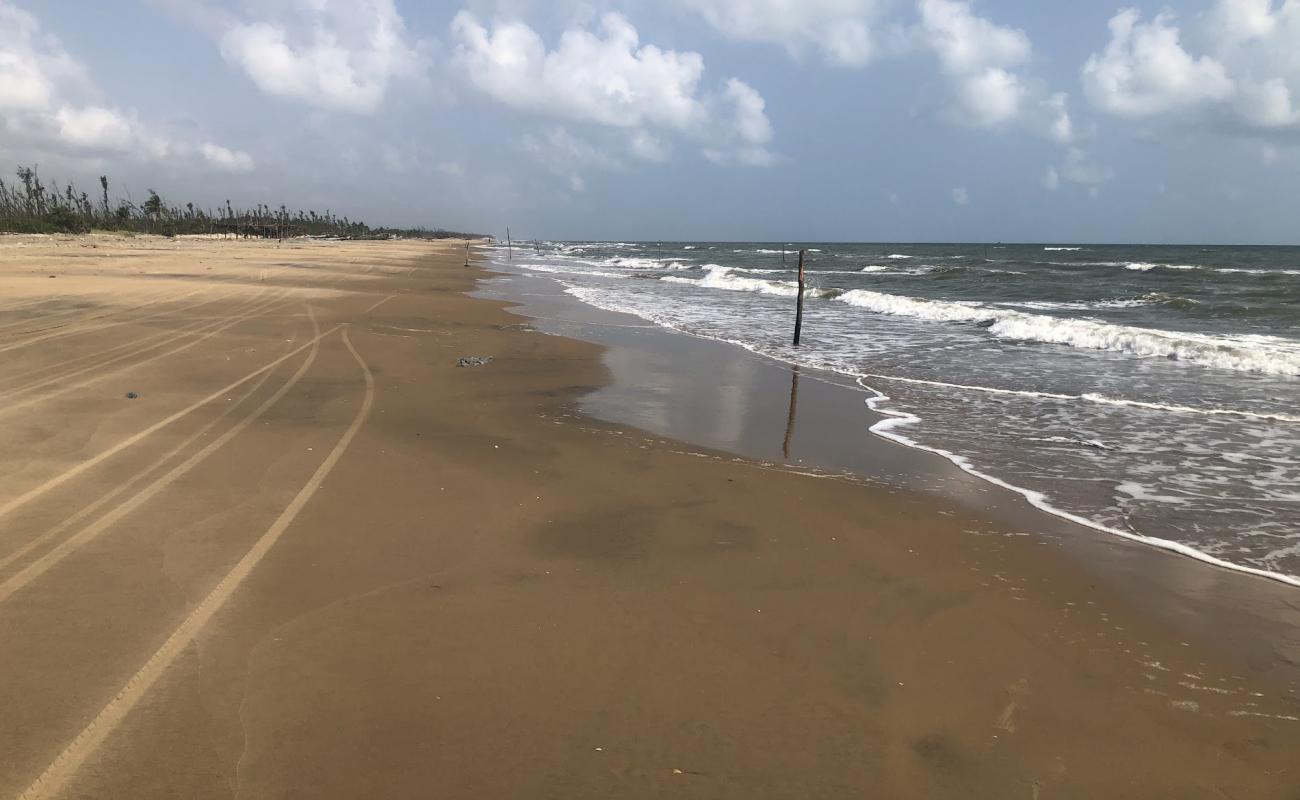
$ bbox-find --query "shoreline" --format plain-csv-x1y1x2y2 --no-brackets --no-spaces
499,255,1300,589
482,265,1300,687
1,234,1298,797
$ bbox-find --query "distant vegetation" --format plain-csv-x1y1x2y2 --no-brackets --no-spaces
0,165,485,240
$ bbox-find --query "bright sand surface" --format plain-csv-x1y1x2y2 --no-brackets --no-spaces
0,233,1298,798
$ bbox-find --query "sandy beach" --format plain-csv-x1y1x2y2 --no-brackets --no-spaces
1,233,1298,799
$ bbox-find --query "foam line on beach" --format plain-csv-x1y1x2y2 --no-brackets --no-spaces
550,277,1300,589
857,378,1300,589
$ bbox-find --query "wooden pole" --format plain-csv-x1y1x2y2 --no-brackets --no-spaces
465,240,471,267
793,248,807,346
507,227,512,260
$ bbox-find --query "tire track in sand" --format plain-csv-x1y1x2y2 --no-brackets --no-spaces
0,309,324,602
16,328,374,800
0,291,288,417
0,321,345,525
0,289,272,397
0,287,199,351
0,311,305,572
0,290,257,390
0,290,166,335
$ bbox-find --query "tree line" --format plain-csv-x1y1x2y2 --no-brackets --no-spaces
0,166,485,240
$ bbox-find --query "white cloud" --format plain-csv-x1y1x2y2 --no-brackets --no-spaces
452,11,774,167
1042,147,1112,195
0,2,87,113
678,0,884,67
703,78,775,165
216,0,423,114
1042,166,1060,191
627,129,671,162
952,186,969,205
523,126,623,173
452,12,705,130
54,106,135,152
1082,9,1232,118
0,1,251,169
918,0,1031,128
202,142,255,172
1083,2,1300,137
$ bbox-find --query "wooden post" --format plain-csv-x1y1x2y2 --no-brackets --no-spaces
465,240,471,267
793,248,807,346
507,227,513,260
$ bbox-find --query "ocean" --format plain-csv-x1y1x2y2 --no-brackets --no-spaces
494,241,1300,586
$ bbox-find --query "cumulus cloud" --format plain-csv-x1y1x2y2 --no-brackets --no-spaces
703,78,776,165
0,0,251,170
1083,2,1300,135
202,142,255,172
678,0,885,67
214,0,423,113
1082,9,1232,118
452,11,774,168
53,106,135,152
918,0,1032,127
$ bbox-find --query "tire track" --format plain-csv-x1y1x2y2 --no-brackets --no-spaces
363,293,397,314
0,321,345,525
0,309,325,604
0,291,289,418
0,292,148,336
0,290,259,390
0,298,71,328
0,314,301,573
0,290,275,403
15,328,375,800
0,285,176,336
0,287,209,355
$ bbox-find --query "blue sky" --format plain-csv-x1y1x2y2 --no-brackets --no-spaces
2,0,1298,243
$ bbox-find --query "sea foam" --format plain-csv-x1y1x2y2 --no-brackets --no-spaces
662,269,1300,376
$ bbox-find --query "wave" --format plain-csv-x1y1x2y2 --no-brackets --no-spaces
1217,268,1300,276
661,269,1300,376
607,256,681,270
859,382,1300,588
1125,262,1201,272
840,289,1300,375
515,262,628,279
885,254,914,259
1000,293,1195,311
1044,246,1084,251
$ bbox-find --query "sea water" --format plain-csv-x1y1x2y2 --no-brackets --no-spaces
495,242,1300,585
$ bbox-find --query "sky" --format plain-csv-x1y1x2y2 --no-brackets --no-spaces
2,0,1299,243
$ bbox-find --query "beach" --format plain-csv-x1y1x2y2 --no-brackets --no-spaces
1,233,1298,798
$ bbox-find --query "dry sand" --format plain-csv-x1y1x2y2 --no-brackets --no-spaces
0,232,1297,799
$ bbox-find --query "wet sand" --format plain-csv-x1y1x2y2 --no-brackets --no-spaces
1,233,1298,799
